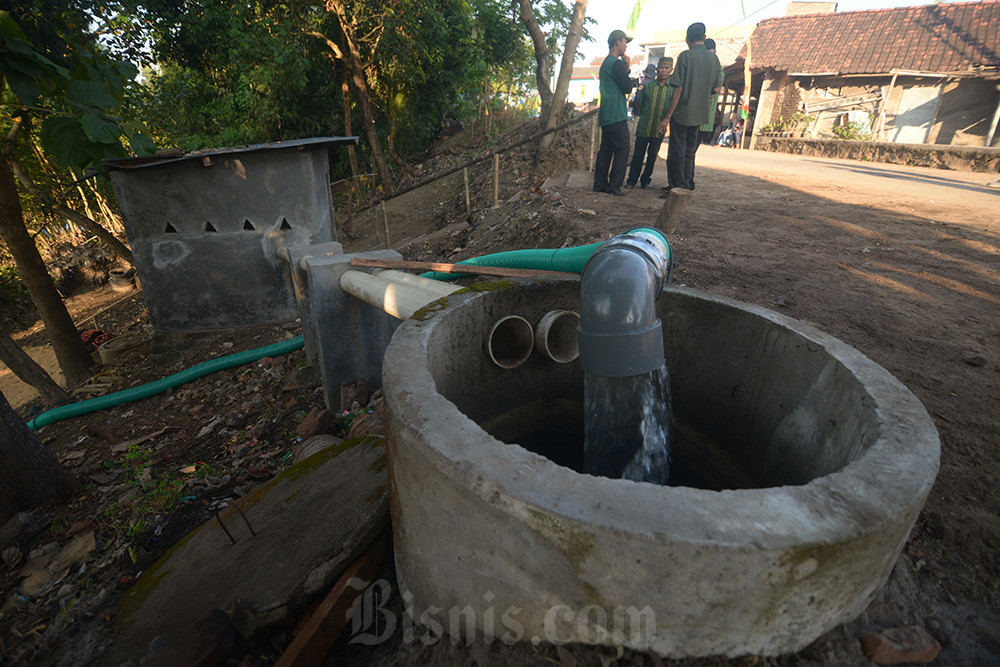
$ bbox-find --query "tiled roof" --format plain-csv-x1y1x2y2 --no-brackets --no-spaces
746,0,1000,75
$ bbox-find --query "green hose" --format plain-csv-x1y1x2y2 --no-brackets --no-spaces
27,335,304,431
421,227,668,280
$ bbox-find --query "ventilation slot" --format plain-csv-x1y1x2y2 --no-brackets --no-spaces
279,218,292,230
204,221,217,233
164,223,178,233
243,219,255,231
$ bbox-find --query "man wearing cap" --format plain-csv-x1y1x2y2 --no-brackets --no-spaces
657,22,723,193
593,29,635,197
627,57,674,189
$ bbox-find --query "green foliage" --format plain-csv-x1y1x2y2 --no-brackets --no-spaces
0,5,156,168
0,263,31,323
100,444,185,537
832,120,870,141
762,111,815,134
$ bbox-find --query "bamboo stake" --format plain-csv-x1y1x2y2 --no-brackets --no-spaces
463,167,471,217
493,154,499,207
380,202,390,249
589,115,597,171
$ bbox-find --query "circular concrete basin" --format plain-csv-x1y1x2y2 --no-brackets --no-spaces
383,279,939,657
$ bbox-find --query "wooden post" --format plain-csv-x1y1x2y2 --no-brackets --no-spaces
380,202,390,249
589,115,598,171
493,154,499,207
463,167,471,217
656,189,693,234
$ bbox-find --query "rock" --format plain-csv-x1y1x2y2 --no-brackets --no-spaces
340,379,371,411
860,625,942,664
281,365,320,391
2,546,22,569
0,512,38,551
296,407,334,438
66,519,96,538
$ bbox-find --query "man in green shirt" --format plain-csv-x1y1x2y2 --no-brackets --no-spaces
627,57,674,189
593,29,635,197
699,38,724,145
658,22,724,193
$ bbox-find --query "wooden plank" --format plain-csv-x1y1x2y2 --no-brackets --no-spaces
275,528,392,667
349,257,577,279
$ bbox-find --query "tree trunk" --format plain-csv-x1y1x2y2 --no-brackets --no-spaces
341,75,362,182
517,0,553,120
325,0,395,195
0,154,93,385
0,325,69,405
539,0,589,153
0,389,78,526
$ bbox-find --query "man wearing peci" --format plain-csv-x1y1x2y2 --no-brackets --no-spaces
658,22,723,194
627,57,674,189
593,29,636,197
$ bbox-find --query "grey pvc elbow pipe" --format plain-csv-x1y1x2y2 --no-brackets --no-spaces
578,229,671,377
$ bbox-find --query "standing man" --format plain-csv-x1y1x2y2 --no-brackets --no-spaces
626,57,674,189
698,38,724,145
658,23,723,193
593,29,635,197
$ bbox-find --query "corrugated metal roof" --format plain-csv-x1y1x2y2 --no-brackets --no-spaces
102,136,359,171
745,0,1000,75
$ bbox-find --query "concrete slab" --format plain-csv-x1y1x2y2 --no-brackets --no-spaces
107,436,388,664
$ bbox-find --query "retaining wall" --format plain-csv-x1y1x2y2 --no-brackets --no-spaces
752,136,1000,173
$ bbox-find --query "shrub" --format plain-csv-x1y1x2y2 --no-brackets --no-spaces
832,121,870,141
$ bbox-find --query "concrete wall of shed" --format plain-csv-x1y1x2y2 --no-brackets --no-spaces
109,146,336,333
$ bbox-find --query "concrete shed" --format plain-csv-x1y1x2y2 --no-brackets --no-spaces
104,137,356,333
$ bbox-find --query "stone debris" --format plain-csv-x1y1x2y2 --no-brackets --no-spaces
860,625,942,664
295,406,334,438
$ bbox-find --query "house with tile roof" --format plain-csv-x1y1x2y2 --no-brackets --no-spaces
726,0,1000,147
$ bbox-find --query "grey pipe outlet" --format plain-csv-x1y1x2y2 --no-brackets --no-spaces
578,230,671,377
486,315,534,369
535,310,580,363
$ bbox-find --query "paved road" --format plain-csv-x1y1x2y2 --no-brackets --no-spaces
696,146,1000,227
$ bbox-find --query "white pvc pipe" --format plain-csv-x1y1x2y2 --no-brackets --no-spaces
374,270,463,299
486,315,534,369
535,310,580,363
340,270,461,320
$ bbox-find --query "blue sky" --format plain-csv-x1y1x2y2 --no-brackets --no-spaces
577,0,976,59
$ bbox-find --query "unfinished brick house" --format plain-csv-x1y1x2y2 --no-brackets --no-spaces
729,0,1000,147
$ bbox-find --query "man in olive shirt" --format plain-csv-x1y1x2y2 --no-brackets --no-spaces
627,57,674,189
657,23,723,193
593,29,635,197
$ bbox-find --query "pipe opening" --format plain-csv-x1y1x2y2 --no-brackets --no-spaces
535,310,580,363
486,315,533,369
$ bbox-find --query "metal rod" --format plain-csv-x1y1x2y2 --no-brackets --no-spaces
214,508,237,545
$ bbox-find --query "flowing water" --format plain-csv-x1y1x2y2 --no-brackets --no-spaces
583,363,673,485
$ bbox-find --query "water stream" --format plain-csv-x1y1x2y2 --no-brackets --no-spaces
583,363,673,484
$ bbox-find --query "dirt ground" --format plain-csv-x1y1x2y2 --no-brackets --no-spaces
2,119,999,664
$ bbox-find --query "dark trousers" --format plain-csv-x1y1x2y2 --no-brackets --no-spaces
627,136,663,186
666,120,701,190
593,121,630,191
